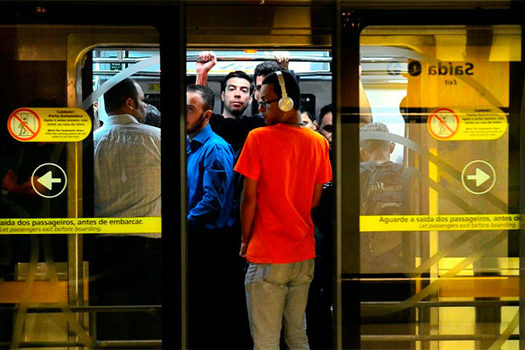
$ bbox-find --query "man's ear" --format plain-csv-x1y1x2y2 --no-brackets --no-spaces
221,91,225,102
389,142,395,154
203,110,213,122
125,97,136,111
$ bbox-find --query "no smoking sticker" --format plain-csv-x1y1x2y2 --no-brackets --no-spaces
7,108,92,142
7,109,42,141
427,108,459,139
427,107,507,141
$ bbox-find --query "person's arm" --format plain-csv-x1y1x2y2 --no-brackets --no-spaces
187,146,234,227
239,177,257,258
312,183,324,209
2,169,45,196
273,51,290,70
312,139,333,210
195,51,216,86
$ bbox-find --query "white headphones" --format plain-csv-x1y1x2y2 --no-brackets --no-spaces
276,71,294,112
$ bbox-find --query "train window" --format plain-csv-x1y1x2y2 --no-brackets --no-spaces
0,24,162,348
92,48,161,125
358,25,520,349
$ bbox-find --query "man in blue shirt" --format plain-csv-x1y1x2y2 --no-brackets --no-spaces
186,84,237,348
186,84,235,230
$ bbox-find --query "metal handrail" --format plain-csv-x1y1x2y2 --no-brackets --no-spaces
361,334,520,342
186,55,332,63
93,57,151,64
361,299,518,307
360,299,519,343
0,305,161,313
94,340,162,348
94,55,332,64
93,70,160,76
0,340,162,348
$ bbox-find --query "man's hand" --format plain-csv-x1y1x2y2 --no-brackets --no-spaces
239,241,248,258
239,177,257,259
2,169,44,196
273,51,290,70
196,51,216,76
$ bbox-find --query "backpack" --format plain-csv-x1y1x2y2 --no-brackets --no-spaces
360,161,406,216
360,161,413,273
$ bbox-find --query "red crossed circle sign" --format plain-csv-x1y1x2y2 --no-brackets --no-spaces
7,108,41,141
427,107,459,140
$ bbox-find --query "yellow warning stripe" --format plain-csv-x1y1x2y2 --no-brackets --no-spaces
0,217,161,235
360,214,521,232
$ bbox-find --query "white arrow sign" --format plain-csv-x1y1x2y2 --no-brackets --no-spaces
467,168,491,187
37,170,62,191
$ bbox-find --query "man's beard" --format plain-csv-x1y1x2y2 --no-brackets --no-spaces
187,113,206,135
225,104,246,119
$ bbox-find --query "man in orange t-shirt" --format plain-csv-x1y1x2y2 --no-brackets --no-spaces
235,71,332,349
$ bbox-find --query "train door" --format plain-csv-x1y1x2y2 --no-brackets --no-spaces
339,8,523,350
184,4,335,349
0,4,184,349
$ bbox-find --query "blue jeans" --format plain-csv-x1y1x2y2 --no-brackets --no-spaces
245,259,315,350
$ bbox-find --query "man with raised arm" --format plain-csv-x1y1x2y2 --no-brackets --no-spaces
196,51,264,154
195,51,287,154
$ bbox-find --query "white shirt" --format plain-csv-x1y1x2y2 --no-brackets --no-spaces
93,114,161,238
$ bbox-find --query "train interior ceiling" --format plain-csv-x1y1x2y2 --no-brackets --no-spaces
1,2,525,349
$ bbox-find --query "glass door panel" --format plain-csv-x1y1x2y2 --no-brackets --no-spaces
357,25,521,349
0,24,163,348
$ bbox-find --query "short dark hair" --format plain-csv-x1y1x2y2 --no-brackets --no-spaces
104,78,139,113
300,106,315,122
253,61,283,82
318,104,333,124
187,84,215,111
221,71,253,94
261,71,301,111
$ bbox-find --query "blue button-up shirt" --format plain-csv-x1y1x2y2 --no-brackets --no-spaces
187,124,235,230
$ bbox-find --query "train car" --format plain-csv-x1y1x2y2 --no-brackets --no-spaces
0,1,523,349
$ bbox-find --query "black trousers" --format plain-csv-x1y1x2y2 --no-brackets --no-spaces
187,227,252,349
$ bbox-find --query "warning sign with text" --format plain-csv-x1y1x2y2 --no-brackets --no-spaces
427,107,507,141
7,108,92,142
361,214,521,232
0,217,161,235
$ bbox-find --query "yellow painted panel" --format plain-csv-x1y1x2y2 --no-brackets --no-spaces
438,276,518,298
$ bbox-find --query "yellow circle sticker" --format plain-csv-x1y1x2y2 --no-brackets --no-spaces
7,108,91,142
427,107,507,141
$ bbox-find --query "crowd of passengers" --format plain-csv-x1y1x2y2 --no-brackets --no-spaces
0,44,404,349
186,52,335,349
90,51,336,349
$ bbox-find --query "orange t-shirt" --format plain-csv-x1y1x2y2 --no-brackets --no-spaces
234,123,332,263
